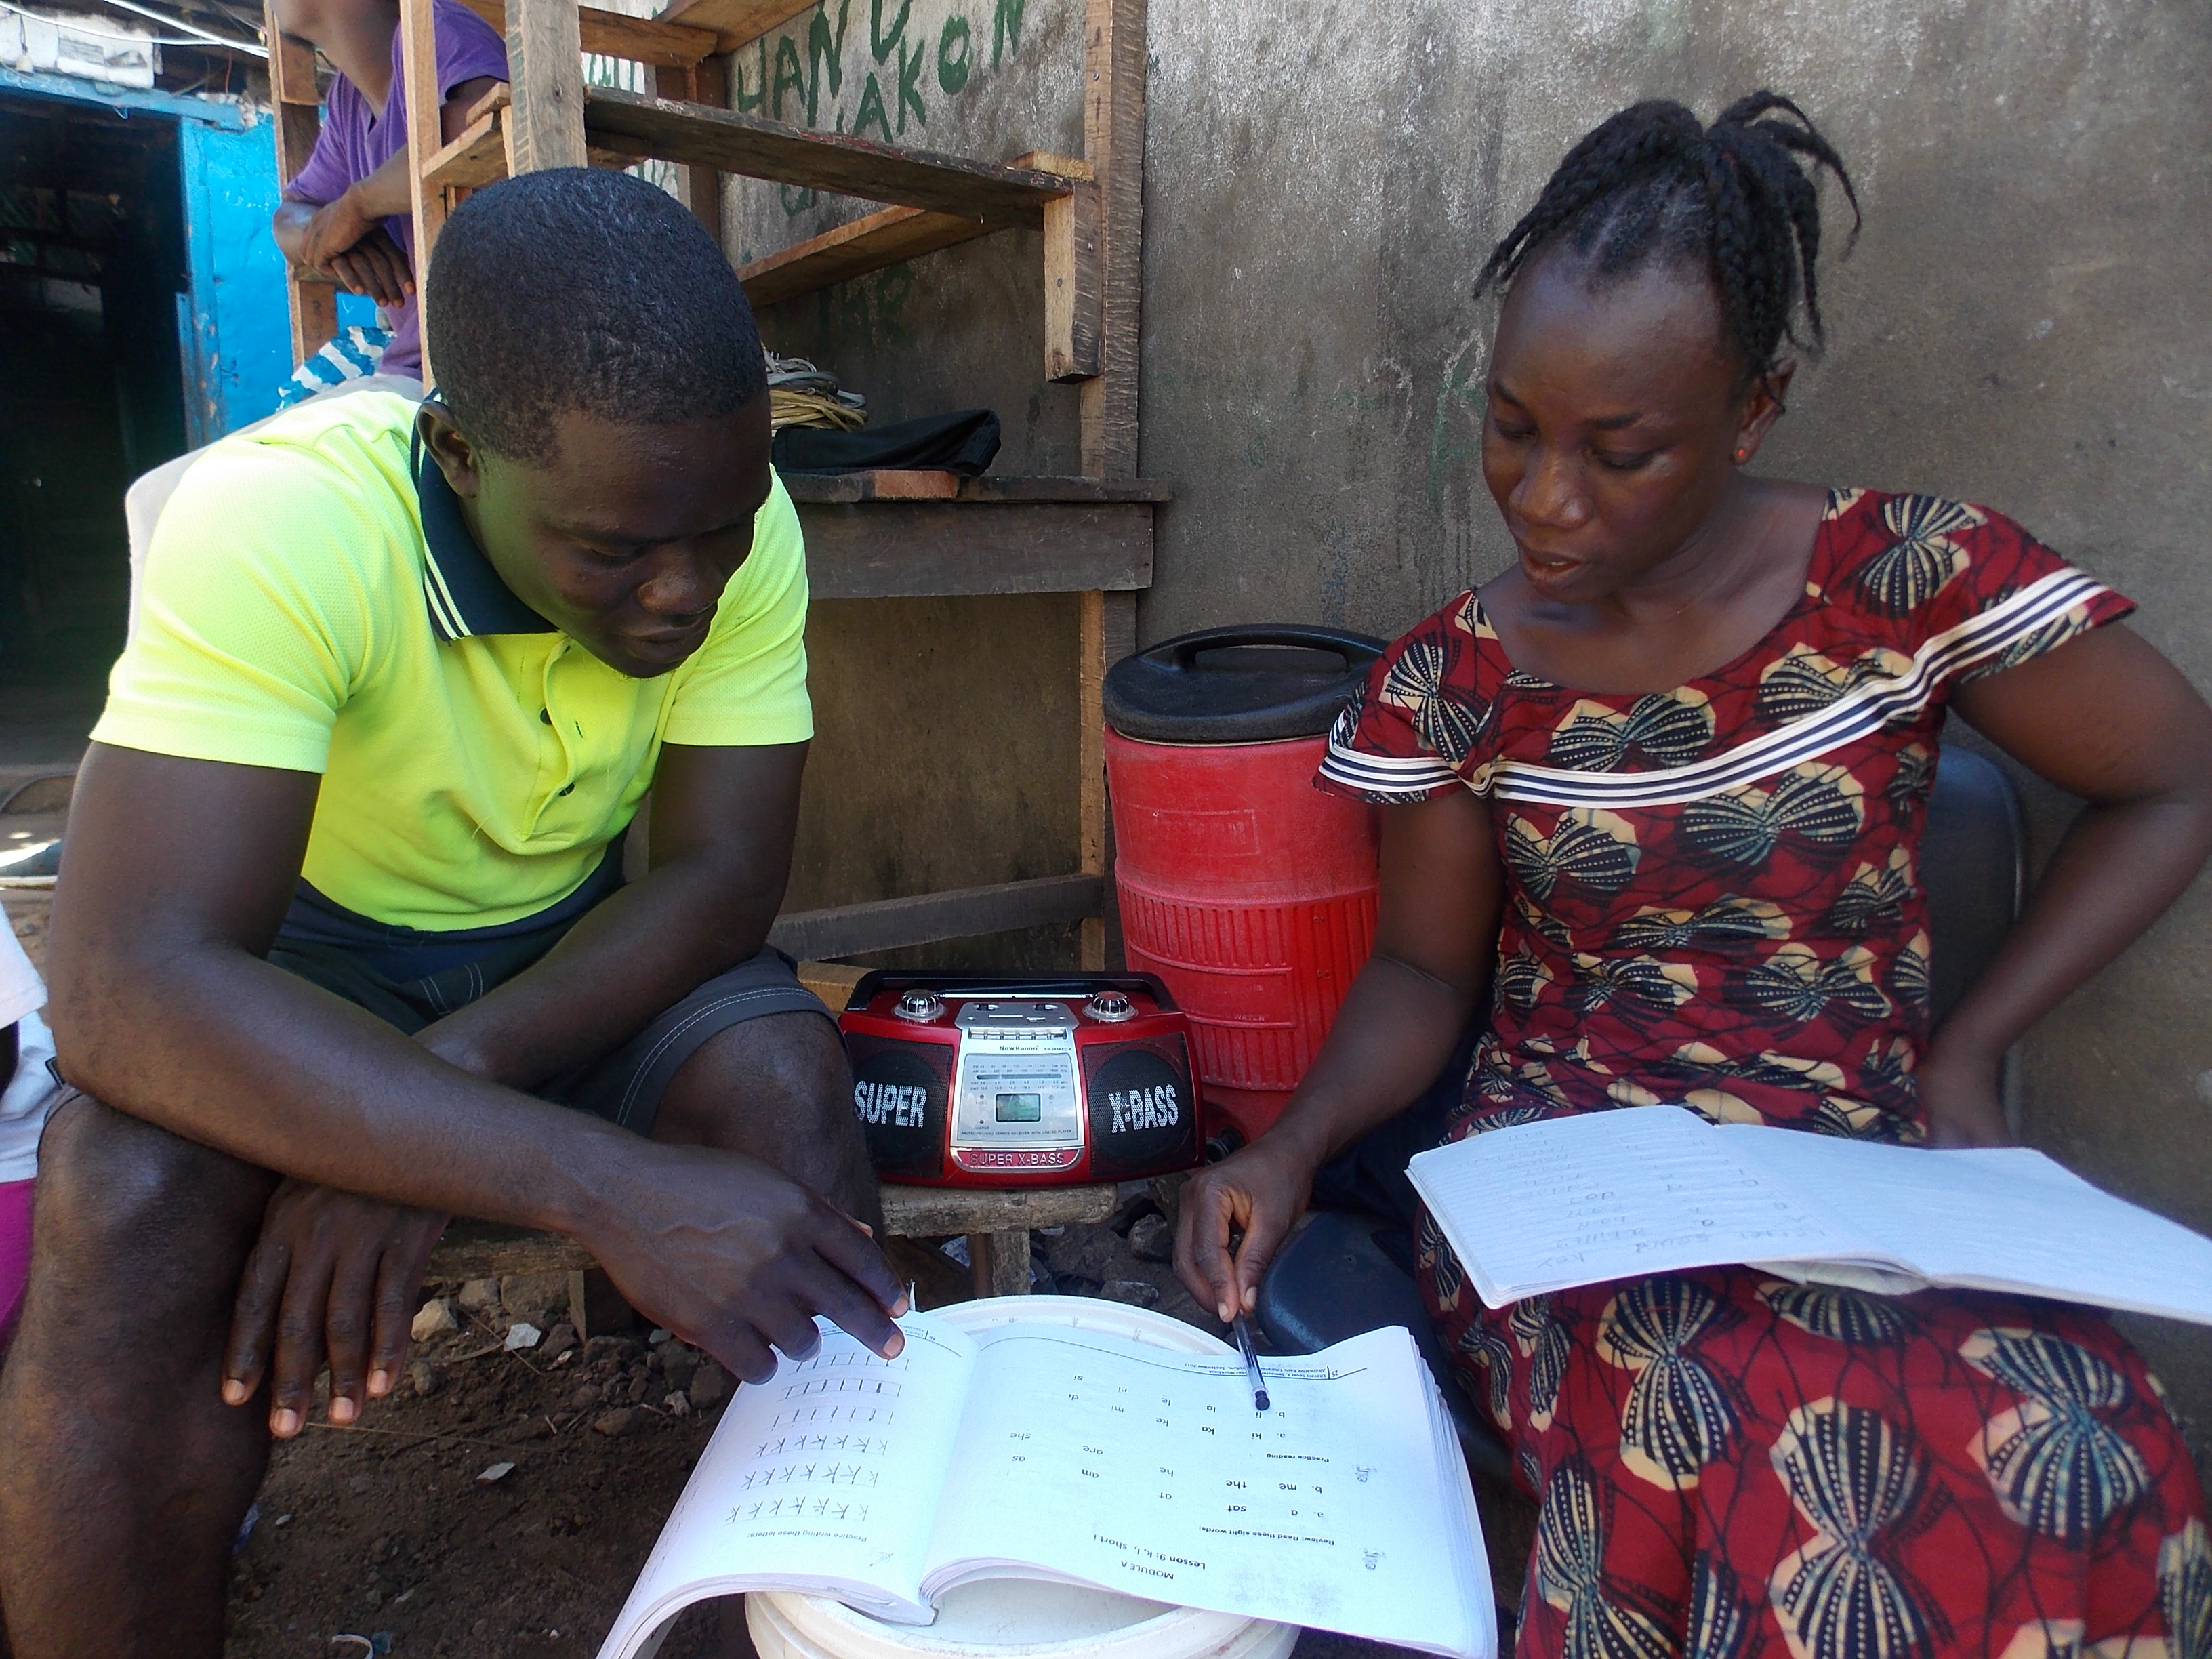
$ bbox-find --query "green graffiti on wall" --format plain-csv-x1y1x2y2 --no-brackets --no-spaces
731,0,1036,209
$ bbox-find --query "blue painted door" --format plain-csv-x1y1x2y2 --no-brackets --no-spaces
177,115,291,443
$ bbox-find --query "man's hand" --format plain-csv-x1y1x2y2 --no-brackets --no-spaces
296,188,376,270
279,188,414,306
221,1181,447,1437
317,222,414,308
1173,1136,1319,1324
586,1143,908,1385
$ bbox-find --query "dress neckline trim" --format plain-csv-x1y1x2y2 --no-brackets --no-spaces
1473,486,1857,703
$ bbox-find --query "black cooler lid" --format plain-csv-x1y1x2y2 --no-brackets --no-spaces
1102,625,1387,744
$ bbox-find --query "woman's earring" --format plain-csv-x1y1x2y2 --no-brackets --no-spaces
1734,447,1749,463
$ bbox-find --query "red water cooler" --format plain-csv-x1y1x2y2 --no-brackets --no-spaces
1101,627,1386,1149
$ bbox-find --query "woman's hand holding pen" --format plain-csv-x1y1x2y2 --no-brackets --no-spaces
1173,1133,1322,1324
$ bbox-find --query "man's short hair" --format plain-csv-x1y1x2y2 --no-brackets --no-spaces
424,167,765,462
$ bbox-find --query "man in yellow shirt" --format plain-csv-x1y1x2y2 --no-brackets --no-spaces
0,168,905,1656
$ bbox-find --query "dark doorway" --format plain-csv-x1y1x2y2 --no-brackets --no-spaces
0,89,189,759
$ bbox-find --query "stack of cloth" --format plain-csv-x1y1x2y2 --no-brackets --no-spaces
765,353,867,432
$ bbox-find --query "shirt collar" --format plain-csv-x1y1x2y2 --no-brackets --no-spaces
410,415,556,642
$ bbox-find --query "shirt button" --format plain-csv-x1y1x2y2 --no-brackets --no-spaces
558,783,575,796
540,709,552,724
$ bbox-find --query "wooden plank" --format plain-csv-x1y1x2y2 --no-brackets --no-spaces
796,960,869,1009
739,204,994,308
267,3,336,365
1078,592,1107,970
879,1183,1118,1237
581,88,1073,226
1025,150,1100,382
397,0,447,380
978,1231,1034,1296
277,101,323,167
592,6,716,63
655,56,724,237
765,874,1104,961
1078,0,1145,478
781,474,1168,506
655,0,810,53
455,0,717,64
796,500,1153,600
1090,591,1136,969
269,25,321,105
466,80,512,122
419,106,510,191
505,0,589,172
285,274,340,369
804,470,961,501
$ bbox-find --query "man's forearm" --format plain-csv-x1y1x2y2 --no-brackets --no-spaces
272,199,316,264
418,850,775,1089
344,148,415,222
419,741,809,1090
60,941,634,1238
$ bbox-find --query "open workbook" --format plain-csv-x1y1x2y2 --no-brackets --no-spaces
1408,1104,2212,1318
594,1315,1494,1659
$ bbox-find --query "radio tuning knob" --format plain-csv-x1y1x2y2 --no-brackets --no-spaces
1084,991,1136,1024
894,989,946,1023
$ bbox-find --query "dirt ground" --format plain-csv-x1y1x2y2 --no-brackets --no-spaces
220,1212,1535,1659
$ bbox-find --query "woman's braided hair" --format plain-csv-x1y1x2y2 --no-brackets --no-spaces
1475,93,1860,382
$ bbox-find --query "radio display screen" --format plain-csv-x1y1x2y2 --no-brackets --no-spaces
994,1092,1043,1122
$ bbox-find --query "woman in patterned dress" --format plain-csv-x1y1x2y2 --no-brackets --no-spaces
1174,95,2212,1659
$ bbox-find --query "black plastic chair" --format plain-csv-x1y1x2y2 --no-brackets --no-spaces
1254,745,2029,1481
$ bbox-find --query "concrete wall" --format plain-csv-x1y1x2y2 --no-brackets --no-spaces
739,0,2212,1430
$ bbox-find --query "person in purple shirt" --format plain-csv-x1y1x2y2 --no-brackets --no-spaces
271,0,508,382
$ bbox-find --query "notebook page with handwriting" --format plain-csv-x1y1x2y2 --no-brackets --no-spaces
920,1324,1494,1659
594,1316,979,1659
1722,1129,2212,1323
1407,1106,1867,1304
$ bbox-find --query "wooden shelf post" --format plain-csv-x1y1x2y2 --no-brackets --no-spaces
266,0,337,366
503,0,589,171
653,56,726,239
1074,0,1146,970
396,0,447,382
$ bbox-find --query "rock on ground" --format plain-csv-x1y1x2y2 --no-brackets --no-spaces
1127,1212,1174,1263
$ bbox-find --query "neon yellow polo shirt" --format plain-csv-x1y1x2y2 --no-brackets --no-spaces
93,391,812,930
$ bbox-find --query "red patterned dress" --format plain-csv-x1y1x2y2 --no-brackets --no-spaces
1318,489,2211,1659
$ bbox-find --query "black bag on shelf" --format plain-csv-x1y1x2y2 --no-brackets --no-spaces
771,408,1002,476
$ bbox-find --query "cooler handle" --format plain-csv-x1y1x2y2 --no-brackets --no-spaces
1149,624,1387,675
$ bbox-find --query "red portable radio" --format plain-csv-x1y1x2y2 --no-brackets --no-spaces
838,974,1202,1188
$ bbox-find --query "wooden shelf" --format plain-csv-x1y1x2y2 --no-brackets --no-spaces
878,1183,1118,1237
765,874,1105,961
796,492,1157,600
419,104,510,192
581,88,1076,226
782,473,1169,506
739,204,996,309
652,0,809,52
454,0,718,64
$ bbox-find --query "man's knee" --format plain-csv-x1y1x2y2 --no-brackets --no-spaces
28,1092,272,1318
657,1013,876,1212
659,1012,848,1135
